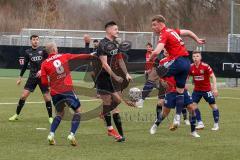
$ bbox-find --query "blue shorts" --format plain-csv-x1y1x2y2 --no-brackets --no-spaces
192,91,216,105
164,57,190,88
164,90,193,109
52,91,81,111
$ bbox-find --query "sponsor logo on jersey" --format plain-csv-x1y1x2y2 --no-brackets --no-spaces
109,49,118,56
194,75,204,81
31,56,42,61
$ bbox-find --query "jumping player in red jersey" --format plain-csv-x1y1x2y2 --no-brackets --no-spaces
189,51,220,131
41,42,93,146
150,15,205,129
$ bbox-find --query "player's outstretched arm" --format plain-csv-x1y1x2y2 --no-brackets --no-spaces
210,73,218,97
180,29,205,45
151,43,164,60
67,53,93,60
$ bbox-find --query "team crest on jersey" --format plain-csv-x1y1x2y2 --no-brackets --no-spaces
38,51,43,55
200,70,204,74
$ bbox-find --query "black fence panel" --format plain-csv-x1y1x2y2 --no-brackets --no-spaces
0,45,240,78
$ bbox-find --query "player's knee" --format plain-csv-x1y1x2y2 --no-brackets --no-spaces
158,99,164,106
20,94,28,100
57,111,64,118
43,93,51,101
210,103,217,110
112,108,120,114
187,103,196,112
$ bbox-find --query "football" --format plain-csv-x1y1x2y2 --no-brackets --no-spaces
129,87,142,102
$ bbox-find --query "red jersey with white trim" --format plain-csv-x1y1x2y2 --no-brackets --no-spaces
41,53,91,96
158,27,188,60
189,62,213,91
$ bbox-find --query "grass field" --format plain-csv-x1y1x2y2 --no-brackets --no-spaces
0,69,240,160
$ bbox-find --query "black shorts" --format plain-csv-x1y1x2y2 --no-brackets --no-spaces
96,72,129,95
24,77,49,94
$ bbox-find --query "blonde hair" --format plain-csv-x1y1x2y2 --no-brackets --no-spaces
151,15,166,23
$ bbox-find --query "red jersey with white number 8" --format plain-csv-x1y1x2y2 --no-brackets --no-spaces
41,53,91,96
189,62,213,91
158,27,188,60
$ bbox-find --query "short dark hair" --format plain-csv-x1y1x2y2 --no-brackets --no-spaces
105,21,117,29
146,42,152,47
30,34,39,40
192,50,201,55
151,15,166,23
93,39,99,43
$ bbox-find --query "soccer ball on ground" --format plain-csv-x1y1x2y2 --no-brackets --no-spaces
129,87,142,102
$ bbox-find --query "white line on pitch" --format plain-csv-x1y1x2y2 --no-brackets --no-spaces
0,99,100,105
0,96,239,105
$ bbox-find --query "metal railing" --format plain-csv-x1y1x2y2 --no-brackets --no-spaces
0,28,237,52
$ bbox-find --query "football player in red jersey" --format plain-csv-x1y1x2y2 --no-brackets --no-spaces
41,42,93,146
150,15,205,129
189,51,220,131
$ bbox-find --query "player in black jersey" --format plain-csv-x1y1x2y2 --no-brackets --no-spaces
9,35,53,124
95,21,132,142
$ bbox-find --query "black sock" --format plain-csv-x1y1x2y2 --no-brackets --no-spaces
155,112,165,126
113,113,123,137
104,112,112,127
182,108,187,120
156,104,162,119
16,99,25,115
189,111,196,132
45,101,53,118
